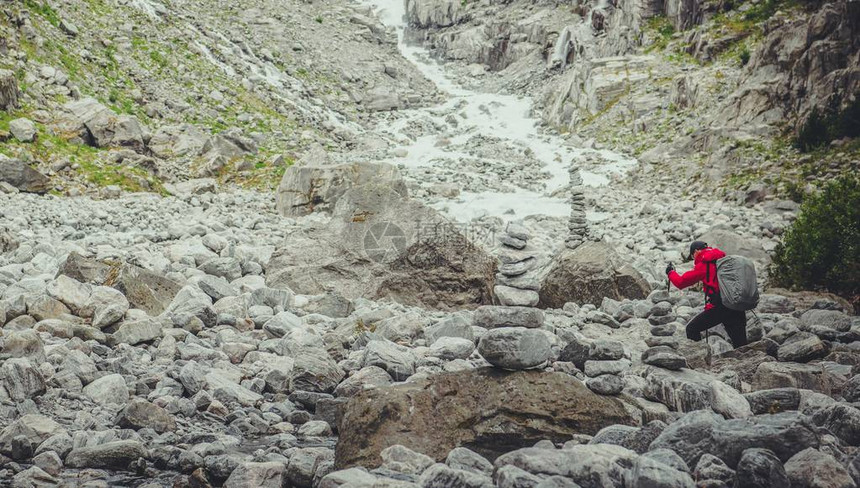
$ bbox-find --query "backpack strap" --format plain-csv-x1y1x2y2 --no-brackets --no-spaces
703,259,719,306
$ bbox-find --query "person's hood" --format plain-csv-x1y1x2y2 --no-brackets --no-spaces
694,247,726,264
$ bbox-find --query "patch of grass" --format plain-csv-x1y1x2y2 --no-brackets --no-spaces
235,156,293,190
739,46,750,66
149,50,169,69
24,0,61,27
645,15,675,52
315,16,323,23
579,87,629,127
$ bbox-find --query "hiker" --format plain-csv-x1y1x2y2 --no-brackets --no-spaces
665,241,749,348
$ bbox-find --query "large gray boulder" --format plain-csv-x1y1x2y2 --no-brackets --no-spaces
0,415,65,458
477,328,551,370
362,340,415,381
539,241,650,308
267,184,496,310
62,98,147,151
752,362,833,394
148,124,207,159
0,159,50,194
290,351,345,393
58,252,182,316
472,306,544,329
333,366,392,397
162,285,216,328
648,410,820,469
784,448,856,488
697,228,769,262
800,309,852,332
83,374,129,406
116,399,176,433
734,448,789,488
1,358,46,401
643,367,715,413
9,118,36,142
65,440,147,470
224,461,288,488
494,444,695,488
276,161,407,217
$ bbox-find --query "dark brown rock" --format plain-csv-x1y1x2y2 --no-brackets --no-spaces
112,263,182,316
335,368,637,469
538,241,650,308
59,252,181,315
0,159,50,194
0,69,18,111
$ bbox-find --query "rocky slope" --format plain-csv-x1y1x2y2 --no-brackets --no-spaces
0,0,859,487
406,0,860,200
0,0,436,193
0,185,858,488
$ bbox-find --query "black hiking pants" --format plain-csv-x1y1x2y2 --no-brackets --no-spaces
686,305,748,348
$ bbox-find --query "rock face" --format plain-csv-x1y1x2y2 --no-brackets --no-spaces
335,368,637,468
267,184,496,310
406,0,464,28
276,161,407,217
720,1,860,132
0,159,50,194
539,241,650,308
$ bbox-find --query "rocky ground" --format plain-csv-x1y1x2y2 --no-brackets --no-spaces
1,0,859,487
1,182,859,488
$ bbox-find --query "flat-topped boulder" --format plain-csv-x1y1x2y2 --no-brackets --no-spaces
267,184,496,310
335,368,637,469
539,241,650,308
276,161,407,217
472,306,544,328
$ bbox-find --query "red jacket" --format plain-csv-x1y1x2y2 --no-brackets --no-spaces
668,247,725,310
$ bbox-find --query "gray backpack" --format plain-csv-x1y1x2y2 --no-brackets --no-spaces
716,255,760,311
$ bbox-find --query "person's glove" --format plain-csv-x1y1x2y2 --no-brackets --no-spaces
665,263,675,275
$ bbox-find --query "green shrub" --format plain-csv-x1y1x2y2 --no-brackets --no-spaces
739,47,750,66
769,175,860,310
795,106,830,152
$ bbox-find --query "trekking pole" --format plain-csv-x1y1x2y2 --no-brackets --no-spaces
704,328,712,367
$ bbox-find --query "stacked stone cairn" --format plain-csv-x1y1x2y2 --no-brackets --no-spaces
493,222,540,307
582,339,630,395
475,306,551,370
641,290,688,370
565,167,588,250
